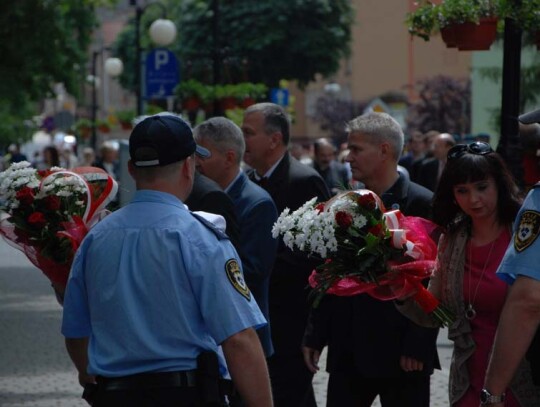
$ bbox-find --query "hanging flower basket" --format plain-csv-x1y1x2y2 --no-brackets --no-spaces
183,97,201,112
120,121,133,130
451,17,498,51
240,97,256,109
79,127,91,140
440,25,458,48
219,97,238,111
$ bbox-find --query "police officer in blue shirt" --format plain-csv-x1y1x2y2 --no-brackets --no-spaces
61,113,273,407
482,107,540,406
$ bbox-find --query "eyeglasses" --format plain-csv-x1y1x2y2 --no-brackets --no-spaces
447,141,493,161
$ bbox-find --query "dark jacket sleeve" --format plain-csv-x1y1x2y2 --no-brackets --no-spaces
239,199,278,286
303,295,332,351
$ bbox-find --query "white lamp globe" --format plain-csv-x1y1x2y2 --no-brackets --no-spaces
149,19,177,46
104,58,124,77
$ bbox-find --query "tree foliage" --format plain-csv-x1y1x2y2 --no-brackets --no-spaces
0,0,99,145
312,95,366,145
406,75,471,135
113,0,354,90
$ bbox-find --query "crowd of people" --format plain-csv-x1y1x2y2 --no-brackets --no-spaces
4,104,540,406
1,141,120,180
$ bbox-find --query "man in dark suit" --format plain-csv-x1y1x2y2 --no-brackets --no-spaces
242,103,331,407
193,116,278,358
312,138,350,195
185,171,240,250
415,132,456,192
302,112,439,407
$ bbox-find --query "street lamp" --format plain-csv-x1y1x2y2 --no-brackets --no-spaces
91,52,124,150
130,0,177,115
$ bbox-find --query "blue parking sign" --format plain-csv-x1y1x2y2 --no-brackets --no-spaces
145,49,180,99
270,88,289,106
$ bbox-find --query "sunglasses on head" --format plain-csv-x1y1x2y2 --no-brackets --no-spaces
447,141,493,161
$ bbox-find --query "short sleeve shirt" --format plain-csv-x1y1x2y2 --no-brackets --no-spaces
497,186,540,284
61,190,266,377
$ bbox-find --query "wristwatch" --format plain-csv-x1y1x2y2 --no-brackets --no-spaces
480,389,505,405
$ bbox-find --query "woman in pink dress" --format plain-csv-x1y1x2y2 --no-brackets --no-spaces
397,141,540,406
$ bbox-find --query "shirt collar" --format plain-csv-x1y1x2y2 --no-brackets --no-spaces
132,190,186,210
253,154,286,180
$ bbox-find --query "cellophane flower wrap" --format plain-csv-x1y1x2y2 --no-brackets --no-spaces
0,161,118,291
271,189,454,327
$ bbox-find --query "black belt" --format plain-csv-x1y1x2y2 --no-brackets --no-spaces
97,370,197,391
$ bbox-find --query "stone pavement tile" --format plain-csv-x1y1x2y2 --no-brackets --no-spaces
0,373,86,407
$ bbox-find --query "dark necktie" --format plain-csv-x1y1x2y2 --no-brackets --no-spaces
250,173,268,188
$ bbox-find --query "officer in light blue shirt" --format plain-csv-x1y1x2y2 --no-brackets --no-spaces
61,113,273,407
497,184,540,284
483,108,540,405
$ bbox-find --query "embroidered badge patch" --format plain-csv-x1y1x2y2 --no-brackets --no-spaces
515,210,540,252
225,259,251,301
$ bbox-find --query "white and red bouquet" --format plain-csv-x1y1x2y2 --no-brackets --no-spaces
272,189,454,326
0,161,118,295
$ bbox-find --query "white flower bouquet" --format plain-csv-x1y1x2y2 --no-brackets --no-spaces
272,189,454,326
0,162,118,293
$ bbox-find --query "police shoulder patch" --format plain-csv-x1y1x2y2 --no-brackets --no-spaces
225,259,251,301
515,210,540,252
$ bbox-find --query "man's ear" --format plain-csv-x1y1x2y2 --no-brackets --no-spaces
270,132,283,149
380,142,391,160
225,150,236,167
127,159,136,179
182,156,195,181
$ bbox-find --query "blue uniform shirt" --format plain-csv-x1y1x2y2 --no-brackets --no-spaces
61,190,266,377
497,185,540,284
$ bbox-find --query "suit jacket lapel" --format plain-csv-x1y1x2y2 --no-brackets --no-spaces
265,153,289,196
228,172,246,203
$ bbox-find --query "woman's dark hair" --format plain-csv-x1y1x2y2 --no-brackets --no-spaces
433,151,522,229
43,146,60,167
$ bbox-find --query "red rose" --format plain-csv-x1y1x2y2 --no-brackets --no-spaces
357,193,377,210
28,212,46,228
368,223,385,237
15,187,35,205
315,203,326,213
335,211,353,229
44,195,61,211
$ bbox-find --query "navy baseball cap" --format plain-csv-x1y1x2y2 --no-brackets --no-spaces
519,108,540,125
129,114,210,167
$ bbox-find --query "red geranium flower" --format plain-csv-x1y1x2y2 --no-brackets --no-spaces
28,212,46,228
44,195,61,211
335,211,353,229
15,187,35,205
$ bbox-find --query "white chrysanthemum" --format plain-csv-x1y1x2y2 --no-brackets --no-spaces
56,190,74,197
8,161,32,170
353,214,367,229
283,231,295,250
328,196,356,213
